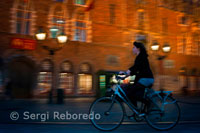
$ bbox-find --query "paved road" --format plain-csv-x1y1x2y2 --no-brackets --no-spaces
0,123,200,133
0,95,200,132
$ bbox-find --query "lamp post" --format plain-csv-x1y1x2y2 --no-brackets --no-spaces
151,41,171,91
35,27,67,103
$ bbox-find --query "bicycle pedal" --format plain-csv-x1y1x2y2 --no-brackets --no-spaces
138,113,145,117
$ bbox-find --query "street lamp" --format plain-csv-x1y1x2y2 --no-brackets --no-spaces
35,28,46,41
162,43,171,53
35,27,68,103
151,41,159,51
57,30,68,44
151,41,171,91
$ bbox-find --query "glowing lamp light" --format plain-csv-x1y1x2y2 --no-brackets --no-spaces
151,42,159,51
36,33,46,41
35,27,46,41
57,34,67,44
162,43,171,53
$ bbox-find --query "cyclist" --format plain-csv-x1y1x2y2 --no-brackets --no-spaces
120,41,154,107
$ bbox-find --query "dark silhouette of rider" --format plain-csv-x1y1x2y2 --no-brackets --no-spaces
120,41,154,106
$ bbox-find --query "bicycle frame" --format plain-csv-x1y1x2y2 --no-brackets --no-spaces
90,74,180,131
110,83,141,115
109,75,176,116
150,90,177,111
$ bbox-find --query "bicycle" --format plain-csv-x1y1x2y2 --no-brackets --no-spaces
89,74,180,131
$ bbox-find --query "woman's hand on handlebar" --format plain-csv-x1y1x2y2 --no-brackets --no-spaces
126,70,131,76
119,70,131,76
119,71,126,75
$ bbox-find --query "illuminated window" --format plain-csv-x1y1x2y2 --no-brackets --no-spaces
11,0,34,35
58,61,74,94
50,5,67,38
78,74,92,93
38,72,52,94
78,63,92,94
74,12,87,42
109,4,115,24
75,0,86,5
59,73,73,94
37,60,53,94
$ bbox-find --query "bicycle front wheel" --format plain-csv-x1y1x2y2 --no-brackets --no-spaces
145,95,180,131
89,96,124,131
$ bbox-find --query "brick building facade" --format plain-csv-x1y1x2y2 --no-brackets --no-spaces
0,0,200,98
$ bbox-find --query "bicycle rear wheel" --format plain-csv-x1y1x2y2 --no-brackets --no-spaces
145,95,180,131
89,96,124,131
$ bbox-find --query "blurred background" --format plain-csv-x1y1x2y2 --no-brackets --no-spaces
0,0,200,100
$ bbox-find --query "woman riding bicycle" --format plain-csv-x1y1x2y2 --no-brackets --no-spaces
120,41,154,106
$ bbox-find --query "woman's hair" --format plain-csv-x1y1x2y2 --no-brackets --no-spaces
133,41,148,56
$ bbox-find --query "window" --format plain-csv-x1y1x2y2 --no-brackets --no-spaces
75,0,86,5
58,61,74,94
109,4,115,24
59,73,74,94
181,16,187,25
38,72,52,94
137,10,145,29
177,15,188,25
78,63,92,94
74,12,87,42
78,74,92,93
177,37,186,54
193,34,200,56
50,5,66,38
37,60,53,94
12,0,34,35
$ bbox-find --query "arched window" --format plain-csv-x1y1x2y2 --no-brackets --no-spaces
11,0,35,35
74,0,86,5
37,60,53,94
49,4,68,38
58,61,74,94
72,10,92,42
78,63,92,94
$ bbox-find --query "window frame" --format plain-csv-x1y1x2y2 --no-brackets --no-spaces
12,0,34,35
49,4,68,39
74,0,87,6
73,12,88,42
178,15,189,26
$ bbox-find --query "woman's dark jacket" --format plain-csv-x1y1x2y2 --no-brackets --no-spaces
129,53,154,83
